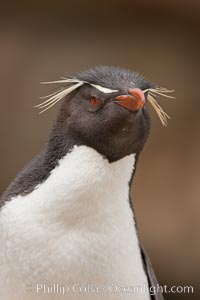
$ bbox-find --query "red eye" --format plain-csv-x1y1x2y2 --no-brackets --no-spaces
90,96,101,107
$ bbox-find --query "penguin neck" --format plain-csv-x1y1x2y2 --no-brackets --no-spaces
46,115,142,164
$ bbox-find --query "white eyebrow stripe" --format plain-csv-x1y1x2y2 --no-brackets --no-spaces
37,77,118,113
41,79,81,84
89,83,119,93
37,78,119,112
41,78,119,93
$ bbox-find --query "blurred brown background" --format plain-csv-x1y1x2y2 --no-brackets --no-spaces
0,1,199,299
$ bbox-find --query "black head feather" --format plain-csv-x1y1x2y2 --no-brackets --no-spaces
75,65,153,92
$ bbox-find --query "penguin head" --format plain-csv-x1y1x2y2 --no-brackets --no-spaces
49,66,154,162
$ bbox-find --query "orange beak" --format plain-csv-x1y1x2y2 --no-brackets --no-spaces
115,88,145,111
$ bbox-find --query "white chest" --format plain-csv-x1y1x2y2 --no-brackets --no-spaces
0,146,150,300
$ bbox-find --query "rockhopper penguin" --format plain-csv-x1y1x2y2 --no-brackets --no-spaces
0,66,167,300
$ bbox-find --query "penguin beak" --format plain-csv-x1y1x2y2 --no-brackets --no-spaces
114,88,145,111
